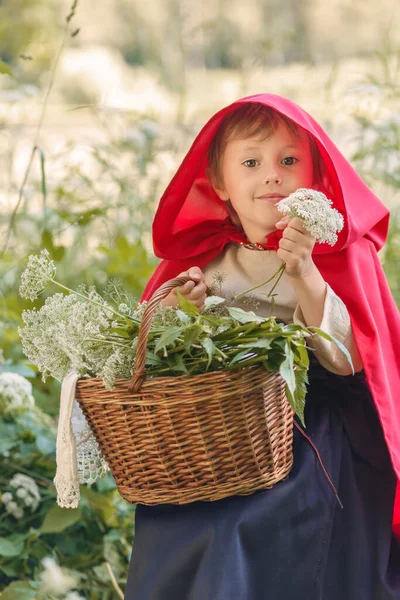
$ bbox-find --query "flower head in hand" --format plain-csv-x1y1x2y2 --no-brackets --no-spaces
276,188,344,246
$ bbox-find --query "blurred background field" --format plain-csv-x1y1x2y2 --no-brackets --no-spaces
1,0,400,597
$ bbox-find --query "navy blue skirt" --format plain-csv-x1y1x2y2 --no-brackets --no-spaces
125,359,400,599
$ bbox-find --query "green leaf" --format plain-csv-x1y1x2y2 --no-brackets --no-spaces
104,532,124,578
279,342,296,398
199,313,223,326
309,327,354,373
40,505,82,534
200,338,216,367
110,327,131,338
204,295,226,309
229,349,253,366
1,581,40,599
0,60,13,76
0,363,36,377
167,353,188,373
227,307,265,323
154,326,183,353
239,338,272,349
145,351,163,366
0,536,25,557
291,368,308,427
183,324,203,351
176,291,199,317
294,343,310,368
36,434,56,455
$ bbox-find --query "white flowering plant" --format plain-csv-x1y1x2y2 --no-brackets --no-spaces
276,188,344,246
0,372,35,416
0,372,134,597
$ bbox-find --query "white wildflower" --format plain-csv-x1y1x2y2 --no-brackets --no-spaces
100,348,133,390
65,593,85,600
6,501,18,514
277,188,344,246
19,290,117,382
40,556,81,597
2,492,13,504
0,373,35,415
10,474,41,511
12,506,24,519
24,495,33,507
118,303,130,314
19,249,56,300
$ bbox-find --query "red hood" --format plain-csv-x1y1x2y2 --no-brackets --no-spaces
152,93,389,261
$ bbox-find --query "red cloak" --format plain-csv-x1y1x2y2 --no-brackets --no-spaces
141,94,400,536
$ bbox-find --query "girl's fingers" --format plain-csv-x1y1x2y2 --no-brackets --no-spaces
282,227,304,243
275,216,290,229
279,238,297,253
188,282,207,300
287,217,307,233
177,267,204,283
187,266,204,282
174,281,195,295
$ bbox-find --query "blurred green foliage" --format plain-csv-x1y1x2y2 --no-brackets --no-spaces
0,0,59,75
350,44,400,304
0,393,134,598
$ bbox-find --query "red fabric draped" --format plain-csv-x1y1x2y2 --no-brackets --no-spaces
141,94,400,536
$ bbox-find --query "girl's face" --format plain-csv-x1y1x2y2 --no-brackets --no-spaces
214,122,315,243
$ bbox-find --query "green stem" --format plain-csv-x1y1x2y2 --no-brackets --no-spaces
85,336,135,350
233,263,286,300
49,279,137,323
264,263,286,299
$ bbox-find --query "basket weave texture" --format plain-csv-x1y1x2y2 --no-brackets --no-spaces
75,276,295,505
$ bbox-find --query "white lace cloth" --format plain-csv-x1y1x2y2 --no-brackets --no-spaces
54,371,109,508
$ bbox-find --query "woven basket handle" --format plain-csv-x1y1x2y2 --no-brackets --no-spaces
129,275,194,393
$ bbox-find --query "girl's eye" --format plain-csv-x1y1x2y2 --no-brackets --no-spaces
242,159,258,168
282,156,298,166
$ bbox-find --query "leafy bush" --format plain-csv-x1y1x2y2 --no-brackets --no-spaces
0,373,134,599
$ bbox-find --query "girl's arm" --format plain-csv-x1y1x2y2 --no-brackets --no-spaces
292,275,363,375
289,263,327,328
276,217,362,374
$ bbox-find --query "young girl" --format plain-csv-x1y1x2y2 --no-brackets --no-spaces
124,94,400,599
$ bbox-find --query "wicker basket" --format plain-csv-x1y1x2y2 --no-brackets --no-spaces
75,276,295,505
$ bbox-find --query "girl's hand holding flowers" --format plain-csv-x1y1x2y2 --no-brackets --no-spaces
275,216,316,278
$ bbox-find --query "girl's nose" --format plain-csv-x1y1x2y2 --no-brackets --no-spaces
264,172,282,185
263,165,282,185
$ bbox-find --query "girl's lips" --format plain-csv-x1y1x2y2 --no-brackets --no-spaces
257,195,285,204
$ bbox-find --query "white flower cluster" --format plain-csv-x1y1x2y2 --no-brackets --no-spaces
19,249,56,300
277,188,344,246
19,289,124,385
18,252,194,387
40,556,83,598
2,473,41,519
0,372,35,415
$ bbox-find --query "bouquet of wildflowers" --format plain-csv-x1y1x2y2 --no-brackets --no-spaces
277,188,344,246
18,189,348,426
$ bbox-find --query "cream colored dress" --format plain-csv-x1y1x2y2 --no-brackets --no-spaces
203,244,363,376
